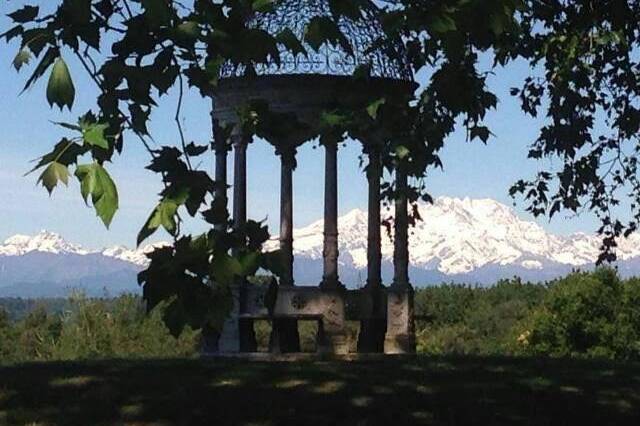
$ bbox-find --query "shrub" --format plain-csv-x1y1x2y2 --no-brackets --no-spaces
522,268,640,360
0,295,199,364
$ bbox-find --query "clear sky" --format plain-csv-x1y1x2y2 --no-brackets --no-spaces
0,3,603,249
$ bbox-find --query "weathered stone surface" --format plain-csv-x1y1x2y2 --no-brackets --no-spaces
213,75,416,135
384,288,416,354
218,285,241,353
316,289,349,355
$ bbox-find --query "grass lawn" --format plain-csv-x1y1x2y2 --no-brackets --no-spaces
1,356,639,425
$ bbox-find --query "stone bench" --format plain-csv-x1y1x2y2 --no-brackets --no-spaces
217,281,413,355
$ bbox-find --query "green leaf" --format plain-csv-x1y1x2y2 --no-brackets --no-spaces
276,29,307,56
82,123,110,149
175,21,199,39
142,0,171,27
12,48,31,71
304,17,353,55
210,253,242,286
204,56,225,86
138,199,181,245
27,138,87,175
470,126,492,144
46,57,75,110
38,162,69,194
395,145,410,159
367,98,386,119
429,14,457,34
1,25,23,42
53,121,82,132
75,162,119,227
320,111,349,128
22,47,56,92
328,0,366,20
252,0,274,13
8,5,39,23
184,142,208,157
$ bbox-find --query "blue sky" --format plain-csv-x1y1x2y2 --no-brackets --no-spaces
0,4,603,249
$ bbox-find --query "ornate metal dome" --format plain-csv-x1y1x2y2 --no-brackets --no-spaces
220,0,413,81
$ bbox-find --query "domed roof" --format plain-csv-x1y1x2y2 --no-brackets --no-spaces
220,0,413,81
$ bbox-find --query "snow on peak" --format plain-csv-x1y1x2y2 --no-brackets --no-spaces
0,230,88,256
265,196,640,275
101,242,169,266
0,230,168,267
5,196,640,275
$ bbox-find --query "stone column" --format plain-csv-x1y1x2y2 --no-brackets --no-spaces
232,134,248,232
366,146,383,289
384,163,416,354
211,119,240,353
358,144,386,353
320,141,340,289
270,145,300,353
213,121,229,232
231,132,257,352
317,140,348,355
393,166,410,288
279,146,296,288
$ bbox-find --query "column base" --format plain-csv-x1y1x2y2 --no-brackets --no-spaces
218,317,241,353
384,333,416,355
317,328,349,355
216,285,241,353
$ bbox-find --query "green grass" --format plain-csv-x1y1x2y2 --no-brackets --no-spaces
1,356,639,425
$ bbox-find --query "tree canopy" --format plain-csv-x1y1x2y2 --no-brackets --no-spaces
3,0,639,333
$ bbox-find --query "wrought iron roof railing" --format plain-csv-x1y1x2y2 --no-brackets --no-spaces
220,0,413,82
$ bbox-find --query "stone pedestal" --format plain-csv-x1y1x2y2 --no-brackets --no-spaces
218,284,241,353
317,290,349,355
239,283,258,352
384,286,416,354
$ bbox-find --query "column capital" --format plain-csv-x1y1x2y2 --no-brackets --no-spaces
230,131,251,150
276,145,297,167
213,136,232,153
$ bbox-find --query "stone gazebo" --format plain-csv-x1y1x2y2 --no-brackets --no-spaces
211,0,416,355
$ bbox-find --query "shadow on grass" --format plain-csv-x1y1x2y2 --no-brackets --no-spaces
1,356,639,425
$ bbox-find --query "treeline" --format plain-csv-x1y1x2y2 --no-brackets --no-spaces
0,298,69,321
416,268,640,360
1,269,639,363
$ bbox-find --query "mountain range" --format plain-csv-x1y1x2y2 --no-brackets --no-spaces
2,197,639,297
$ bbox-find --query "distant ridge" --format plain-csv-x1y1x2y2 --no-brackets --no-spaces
2,197,640,296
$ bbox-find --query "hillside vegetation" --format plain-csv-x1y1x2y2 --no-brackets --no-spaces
1,269,640,363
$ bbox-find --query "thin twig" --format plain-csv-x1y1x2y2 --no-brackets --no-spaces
175,68,193,170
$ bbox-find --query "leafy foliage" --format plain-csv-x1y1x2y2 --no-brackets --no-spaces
510,1,640,262
0,295,198,364
415,278,546,355
521,269,640,360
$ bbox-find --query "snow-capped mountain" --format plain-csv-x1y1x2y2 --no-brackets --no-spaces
0,231,158,297
3,196,640,296
0,230,159,266
265,196,640,284
0,231,89,257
